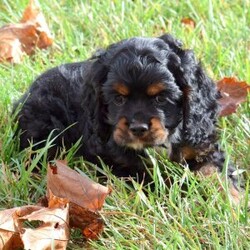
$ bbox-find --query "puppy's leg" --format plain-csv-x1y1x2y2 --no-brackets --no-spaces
196,163,244,206
176,145,247,206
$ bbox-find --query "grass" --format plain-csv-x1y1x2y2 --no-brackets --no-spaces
0,0,249,249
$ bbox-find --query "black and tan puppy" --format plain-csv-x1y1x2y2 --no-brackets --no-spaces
14,34,242,203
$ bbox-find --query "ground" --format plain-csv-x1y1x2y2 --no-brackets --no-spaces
0,1,249,249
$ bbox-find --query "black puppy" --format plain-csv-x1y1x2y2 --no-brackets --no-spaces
14,34,241,203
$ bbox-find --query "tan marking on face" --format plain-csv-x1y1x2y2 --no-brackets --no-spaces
114,117,168,149
113,117,129,145
127,141,145,150
113,83,129,96
147,83,166,96
181,146,196,160
150,117,168,144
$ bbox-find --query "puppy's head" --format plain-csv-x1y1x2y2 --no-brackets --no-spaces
100,37,184,150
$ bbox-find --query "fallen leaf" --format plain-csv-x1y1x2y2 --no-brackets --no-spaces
0,35,23,63
69,201,104,239
0,205,42,232
20,205,69,250
0,204,69,249
217,77,250,116
47,160,111,212
0,230,23,250
47,161,111,239
0,0,53,63
82,220,104,240
20,0,53,51
181,17,196,29
47,191,104,239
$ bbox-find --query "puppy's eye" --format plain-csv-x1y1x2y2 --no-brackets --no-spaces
155,95,167,104
113,95,126,106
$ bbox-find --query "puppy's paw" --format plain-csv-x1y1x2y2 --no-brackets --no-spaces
196,164,249,207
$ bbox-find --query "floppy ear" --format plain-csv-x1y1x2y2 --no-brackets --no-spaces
83,49,112,144
182,62,220,147
159,34,220,147
159,33,183,52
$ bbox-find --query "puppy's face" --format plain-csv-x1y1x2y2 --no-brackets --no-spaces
102,38,183,150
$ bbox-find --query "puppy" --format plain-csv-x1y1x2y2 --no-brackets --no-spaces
14,34,242,203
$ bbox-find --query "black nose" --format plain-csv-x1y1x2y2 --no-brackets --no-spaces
129,122,149,137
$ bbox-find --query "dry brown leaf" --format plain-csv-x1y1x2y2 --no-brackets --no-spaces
48,190,104,239
48,190,69,209
69,202,104,239
47,160,111,212
0,230,23,250
21,0,43,22
20,205,69,250
181,17,196,29
47,161,111,240
0,0,53,63
217,77,250,116
0,34,23,63
0,205,42,232
0,206,42,249
82,220,104,240
20,0,53,50
0,204,69,249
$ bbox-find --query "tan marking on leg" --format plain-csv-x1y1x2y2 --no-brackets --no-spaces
197,164,218,177
196,164,247,206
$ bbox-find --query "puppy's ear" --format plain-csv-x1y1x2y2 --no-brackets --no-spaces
182,62,219,147
159,33,183,51
178,52,219,147
160,34,219,147
86,49,112,143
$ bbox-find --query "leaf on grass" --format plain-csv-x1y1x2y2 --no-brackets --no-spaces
82,220,104,240
47,161,111,239
0,160,111,247
0,230,23,250
0,0,53,63
47,190,104,240
181,17,196,29
69,201,104,240
20,205,69,250
0,205,42,232
47,160,111,212
0,204,69,249
217,77,250,116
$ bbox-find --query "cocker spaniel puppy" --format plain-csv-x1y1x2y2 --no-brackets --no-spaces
14,34,241,203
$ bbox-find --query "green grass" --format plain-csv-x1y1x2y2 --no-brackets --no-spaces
0,0,249,249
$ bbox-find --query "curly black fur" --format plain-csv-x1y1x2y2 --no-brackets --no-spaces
14,34,234,185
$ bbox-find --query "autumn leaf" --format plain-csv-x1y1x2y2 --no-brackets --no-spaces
19,205,69,250
0,0,53,63
47,190,104,240
47,160,111,212
217,77,250,116
47,161,111,239
0,205,69,249
0,205,42,232
0,161,110,247
181,17,196,29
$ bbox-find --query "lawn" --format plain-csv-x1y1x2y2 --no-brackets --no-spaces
0,0,249,249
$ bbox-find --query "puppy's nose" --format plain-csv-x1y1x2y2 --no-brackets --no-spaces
129,122,149,137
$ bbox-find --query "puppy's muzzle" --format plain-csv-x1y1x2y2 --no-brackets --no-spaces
129,120,149,137
113,117,168,150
